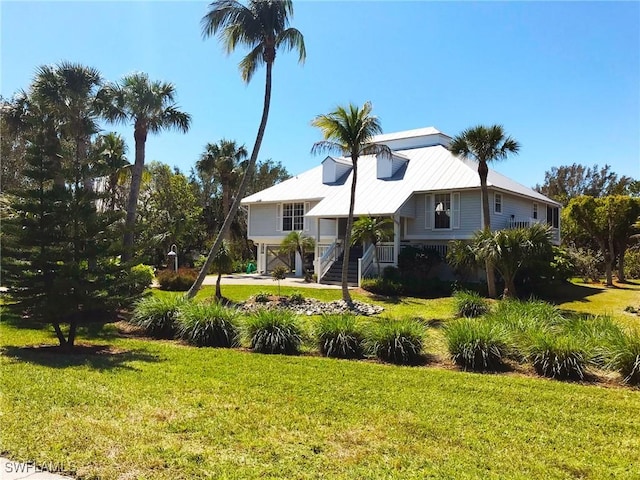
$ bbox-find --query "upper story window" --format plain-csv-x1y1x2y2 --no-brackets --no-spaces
532,203,538,220
434,193,451,229
547,206,559,228
494,193,502,214
283,202,304,231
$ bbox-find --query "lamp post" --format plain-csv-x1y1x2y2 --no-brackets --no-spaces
167,244,178,272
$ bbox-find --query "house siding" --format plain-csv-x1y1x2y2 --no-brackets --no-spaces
490,192,545,230
403,191,481,240
248,201,328,238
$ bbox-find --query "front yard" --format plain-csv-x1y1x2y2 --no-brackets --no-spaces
1,281,639,479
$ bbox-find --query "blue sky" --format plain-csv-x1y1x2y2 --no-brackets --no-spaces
2,1,638,189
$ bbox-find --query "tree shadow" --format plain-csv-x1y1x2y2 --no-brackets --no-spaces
533,281,605,304
1,344,163,371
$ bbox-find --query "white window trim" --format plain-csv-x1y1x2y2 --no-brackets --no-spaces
494,193,503,215
279,201,307,232
532,202,538,220
431,192,456,231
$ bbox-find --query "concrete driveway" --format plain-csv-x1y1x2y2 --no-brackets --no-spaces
201,273,342,289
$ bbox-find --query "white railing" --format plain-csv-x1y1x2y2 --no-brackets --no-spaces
316,240,343,282
376,242,395,264
508,217,543,229
317,243,331,259
358,243,376,287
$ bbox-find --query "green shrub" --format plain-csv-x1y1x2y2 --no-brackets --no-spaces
288,291,305,304
316,314,364,359
382,266,400,281
245,309,302,355
176,302,240,347
366,318,425,365
563,314,621,367
254,291,271,303
124,264,155,296
157,268,198,291
624,248,640,280
361,277,403,296
606,327,640,385
130,295,186,339
444,318,509,371
521,329,588,380
453,290,490,318
492,299,564,333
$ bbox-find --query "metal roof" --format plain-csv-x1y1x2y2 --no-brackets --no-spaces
241,133,560,215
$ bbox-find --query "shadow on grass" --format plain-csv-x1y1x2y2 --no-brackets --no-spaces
1,344,162,371
533,281,604,303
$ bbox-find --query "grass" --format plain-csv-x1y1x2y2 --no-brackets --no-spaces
1,322,639,479
1,281,640,478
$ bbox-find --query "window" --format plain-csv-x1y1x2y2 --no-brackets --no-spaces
282,202,304,231
546,206,559,228
434,193,451,229
494,193,502,214
532,203,538,220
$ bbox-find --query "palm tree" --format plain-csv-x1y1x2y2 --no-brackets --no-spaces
188,0,305,299
351,216,393,276
280,230,315,276
196,139,248,238
211,240,233,301
449,124,520,298
469,224,552,298
93,133,129,210
99,72,191,262
311,102,390,303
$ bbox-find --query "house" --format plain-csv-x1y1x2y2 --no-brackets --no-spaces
241,127,561,284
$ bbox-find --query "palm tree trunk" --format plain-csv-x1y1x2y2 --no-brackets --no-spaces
222,181,231,240
215,272,222,301
122,127,146,262
479,162,497,298
616,239,627,282
341,159,357,304
187,62,273,299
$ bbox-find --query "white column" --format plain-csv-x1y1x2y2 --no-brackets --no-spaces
393,214,401,267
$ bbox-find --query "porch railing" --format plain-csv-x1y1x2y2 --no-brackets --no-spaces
358,243,376,287
316,240,343,283
376,242,395,264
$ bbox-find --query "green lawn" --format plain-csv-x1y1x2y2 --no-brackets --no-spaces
1,282,639,479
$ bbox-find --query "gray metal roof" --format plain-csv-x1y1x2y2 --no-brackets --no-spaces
241,140,560,216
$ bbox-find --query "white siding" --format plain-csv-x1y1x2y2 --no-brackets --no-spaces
404,191,481,240
490,192,537,230
248,201,327,239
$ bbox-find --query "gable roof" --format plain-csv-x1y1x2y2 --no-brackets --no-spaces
241,130,560,215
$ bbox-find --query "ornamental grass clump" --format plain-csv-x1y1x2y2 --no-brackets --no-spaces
316,314,365,359
606,327,640,386
176,301,240,348
522,329,589,380
366,318,425,365
130,295,186,339
453,290,490,318
245,309,302,355
492,299,564,333
563,314,621,367
444,318,510,371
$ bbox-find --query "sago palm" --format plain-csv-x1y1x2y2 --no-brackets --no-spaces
449,124,520,297
99,72,191,261
311,102,390,303
188,0,305,298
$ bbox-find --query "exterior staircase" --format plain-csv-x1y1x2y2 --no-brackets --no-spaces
320,246,362,285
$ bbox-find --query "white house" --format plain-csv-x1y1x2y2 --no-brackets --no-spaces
241,127,561,285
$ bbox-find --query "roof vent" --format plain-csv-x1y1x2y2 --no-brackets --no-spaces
322,156,352,184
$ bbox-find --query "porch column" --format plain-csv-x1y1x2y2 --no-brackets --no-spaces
393,214,401,267
314,218,320,276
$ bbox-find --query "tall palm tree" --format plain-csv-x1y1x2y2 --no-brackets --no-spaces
196,139,248,238
188,0,305,299
93,132,129,210
311,102,390,303
99,73,191,262
351,215,393,276
449,124,520,298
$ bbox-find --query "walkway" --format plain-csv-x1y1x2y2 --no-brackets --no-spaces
203,273,342,289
